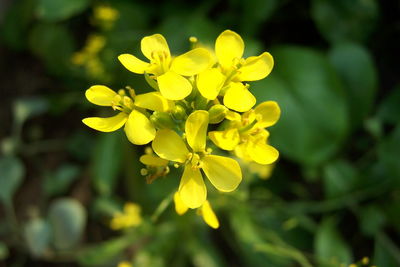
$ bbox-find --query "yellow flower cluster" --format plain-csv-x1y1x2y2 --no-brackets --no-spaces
83,30,280,213
110,202,142,230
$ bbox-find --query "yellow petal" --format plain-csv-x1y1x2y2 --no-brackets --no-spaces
246,140,279,165
225,110,241,121
124,110,155,145
208,128,240,151
139,154,168,166
152,129,189,163
141,34,170,60
85,85,117,106
215,30,244,69
185,110,209,152
234,143,252,162
179,164,206,209
118,54,150,74
200,201,219,229
223,83,256,112
197,68,226,100
134,92,174,112
157,71,192,100
173,192,189,215
170,48,212,76
202,155,242,192
236,52,274,81
254,101,281,128
82,112,127,132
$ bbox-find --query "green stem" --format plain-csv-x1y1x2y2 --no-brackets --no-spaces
151,192,173,223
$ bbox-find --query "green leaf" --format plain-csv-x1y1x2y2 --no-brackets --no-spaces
44,164,80,197
377,85,400,125
48,198,86,250
92,131,123,196
322,159,358,198
359,205,386,236
252,46,348,166
311,0,379,43
24,217,51,257
14,97,48,126
315,218,352,266
378,125,400,185
78,236,134,266
0,242,9,260
328,42,377,127
0,156,24,204
36,0,89,22
373,234,400,267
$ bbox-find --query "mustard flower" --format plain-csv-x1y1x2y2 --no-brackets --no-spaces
152,110,242,209
82,85,173,145
110,202,142,230
118,34,212,100
173,192,219,229
209,101,280,165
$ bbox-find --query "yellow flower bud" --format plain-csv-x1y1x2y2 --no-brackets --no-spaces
208,104,227,124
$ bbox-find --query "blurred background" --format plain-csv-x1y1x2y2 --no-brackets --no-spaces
1,0,400,266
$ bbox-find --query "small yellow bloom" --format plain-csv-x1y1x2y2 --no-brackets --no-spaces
152,111,242,209
173,192,219,229
94,5,119,23
209,101,280,165
117,261,132,267
82,85,173,145
110,203,142,230
118,34,212,100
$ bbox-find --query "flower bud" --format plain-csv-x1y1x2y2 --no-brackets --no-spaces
208,104,227,124
172,104,187,121
150,111,176,129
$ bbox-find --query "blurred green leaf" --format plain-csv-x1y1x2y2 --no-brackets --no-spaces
252,46,348,166
240,0,279,35
0,0,35,50
323,159,358,198
378,125,400,185
0,156,24,204
377,85,400,125
315,218,352,266
373,233,400,267
29,23,75,75
36,0,89,22
48,198,86,250
14,97,49,126
311,0,379,43
328,42,377,127
78,236,136,266
92,131,123,196
0,242,9,260
44,164,80,197
359,205,385,236
24,217,51,257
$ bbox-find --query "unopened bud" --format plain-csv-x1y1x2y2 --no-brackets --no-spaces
150,111,175,129
208,104,227,124
172,104,187,121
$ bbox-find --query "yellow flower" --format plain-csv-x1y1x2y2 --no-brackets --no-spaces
82,85,173,145
152,110,242,209
197,30,274,112
209,101,280,165
173,192,219,229
117,261,132,267
93,5,119,23
118,34,212,100
110,202,142,230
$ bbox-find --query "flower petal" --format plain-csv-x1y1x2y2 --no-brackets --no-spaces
124,110,155,145
208,128,240,151
223,83,256,112
173,192,189,215
152,129,189,163
139,154,169,166
134,92,174,112
246,140,279,165
85,85,117,106
179,164,206,209
200,201,219,229
141,34,170,60
215,30,244,69
202,155,242,192
157,71,192,100
170,48,212,76
118,54,150,74
197,68,226,100
185,110,209,152
82,112,127,132
236,52,274,81
254,101,281,128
